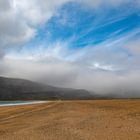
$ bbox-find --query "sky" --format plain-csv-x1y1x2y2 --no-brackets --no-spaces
0,0,140,96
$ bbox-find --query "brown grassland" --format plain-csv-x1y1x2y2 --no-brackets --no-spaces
0,100,140,140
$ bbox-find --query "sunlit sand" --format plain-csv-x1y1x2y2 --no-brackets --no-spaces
0,100,139,140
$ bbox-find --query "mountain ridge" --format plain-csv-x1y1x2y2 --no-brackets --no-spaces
0,76,93,100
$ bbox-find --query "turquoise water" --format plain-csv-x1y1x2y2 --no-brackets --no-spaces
0,101,46,106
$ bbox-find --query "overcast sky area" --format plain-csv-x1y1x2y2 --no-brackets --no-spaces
0,0,140,96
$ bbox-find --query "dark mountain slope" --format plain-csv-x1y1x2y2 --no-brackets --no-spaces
0,77,93,100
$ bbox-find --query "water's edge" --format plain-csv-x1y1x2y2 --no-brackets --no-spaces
0,101,47,107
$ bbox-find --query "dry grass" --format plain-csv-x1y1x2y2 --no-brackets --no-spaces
0,100,140,140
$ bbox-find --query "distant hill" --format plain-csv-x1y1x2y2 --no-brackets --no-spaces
0,77,93,100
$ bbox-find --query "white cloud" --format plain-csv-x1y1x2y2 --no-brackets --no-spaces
14,0,73,26
77,0,134,8
0,0,35,50
89,62,119,71
0,0,72,54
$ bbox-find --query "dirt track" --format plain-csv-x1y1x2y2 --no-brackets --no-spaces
0,100,140,140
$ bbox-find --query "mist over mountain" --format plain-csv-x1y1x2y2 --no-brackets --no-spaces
0,77,93,100
0,76,140,100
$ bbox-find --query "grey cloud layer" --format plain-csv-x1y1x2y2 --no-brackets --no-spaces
1,38,140,97
1,56,140,97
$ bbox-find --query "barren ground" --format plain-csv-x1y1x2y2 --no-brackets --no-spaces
0,100,140,140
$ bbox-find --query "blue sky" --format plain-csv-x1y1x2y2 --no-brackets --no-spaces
33,1,140,48
1,0,140,95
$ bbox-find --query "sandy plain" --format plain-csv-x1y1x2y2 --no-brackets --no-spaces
0,100,139,140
